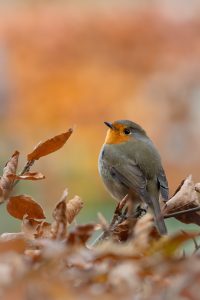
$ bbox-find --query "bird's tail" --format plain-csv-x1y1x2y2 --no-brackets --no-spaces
149,196,167,235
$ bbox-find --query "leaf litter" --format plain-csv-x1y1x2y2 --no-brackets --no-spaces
0,129,199,299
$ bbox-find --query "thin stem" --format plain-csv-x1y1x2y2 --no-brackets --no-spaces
13,160,35,187
164,206,200,219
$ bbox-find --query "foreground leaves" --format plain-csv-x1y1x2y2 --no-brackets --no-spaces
1,130,200,300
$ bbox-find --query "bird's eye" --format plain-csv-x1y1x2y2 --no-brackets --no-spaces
124,128,131,135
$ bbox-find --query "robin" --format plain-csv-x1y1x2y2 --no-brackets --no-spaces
98,120,168,235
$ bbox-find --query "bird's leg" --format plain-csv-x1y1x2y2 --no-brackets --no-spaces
134,204,148,218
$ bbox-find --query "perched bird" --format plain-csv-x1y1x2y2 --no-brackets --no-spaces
98,120,168,235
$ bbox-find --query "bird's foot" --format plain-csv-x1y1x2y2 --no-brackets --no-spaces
134,204,148,218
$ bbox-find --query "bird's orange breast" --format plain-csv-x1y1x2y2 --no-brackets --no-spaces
104,124,131,144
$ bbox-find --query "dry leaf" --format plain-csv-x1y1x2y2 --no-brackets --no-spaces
148,231,200,257
195,183,200,193
66,195,84,224
50,194,67,240
112,219,130,242
21,216,51,240
7,195,46,220
163,176,200,225
27,128,73,161
133,214,160,251
34,221,52,239
0,238,26,254
0,232,25,241
0,151,19,202
7,172,45,181
67,224,96,246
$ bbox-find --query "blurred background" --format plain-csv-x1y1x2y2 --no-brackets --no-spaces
0,0,200,234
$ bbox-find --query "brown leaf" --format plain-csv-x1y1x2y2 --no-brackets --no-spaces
0,237,26,254
27,128,73,161
34,221,52,239
7,172,45,181
195,183,200,193
67,224,96,246
112,219,130,242
163,176,200,225
50,191,67,240
66,195,84,224
22,216,51,239
148,231,200,257
0,151,19,202
7,195,46,220
133,214,160,252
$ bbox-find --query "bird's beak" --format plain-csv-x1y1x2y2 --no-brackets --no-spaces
104,121,114,130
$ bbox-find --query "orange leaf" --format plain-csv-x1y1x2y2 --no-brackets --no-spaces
27,128,73,161
67,224,96,246
0,237,26,254
7,195,46,220
0,151,19,202
7,172,45,181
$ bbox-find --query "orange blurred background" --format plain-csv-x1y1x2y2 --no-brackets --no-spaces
0,1,200,232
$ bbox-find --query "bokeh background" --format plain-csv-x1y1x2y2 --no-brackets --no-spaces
0,0,200,234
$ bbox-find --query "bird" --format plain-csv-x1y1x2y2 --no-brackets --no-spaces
98,120,168,235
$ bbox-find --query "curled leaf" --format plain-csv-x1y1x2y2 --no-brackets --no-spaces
7,172,45,181
27,128,73,161
66,195,84,224
22,216,51,239
0,151,19,202
7,195,46,220
163,176,200,225
50,193,67,240
67,224,96,246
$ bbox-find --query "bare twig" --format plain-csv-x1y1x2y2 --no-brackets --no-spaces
92,195,129,246
164,206,200,219
13,160,35,187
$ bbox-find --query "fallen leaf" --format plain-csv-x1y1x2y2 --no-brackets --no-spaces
50,192,67,240
0,237,26,254
195,183,200,193
67,224,96,246
27,128,73,161
66,195,84,224
112,219,130,242
133,214,160,251
21,216,51,239
7,195,46,220
0,232,25,241
0,151,19,202
162,175,200,225
148,231,200,257
34,221,52,239
7,172,45,181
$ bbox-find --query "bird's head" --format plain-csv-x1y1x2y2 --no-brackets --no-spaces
104,120,147,144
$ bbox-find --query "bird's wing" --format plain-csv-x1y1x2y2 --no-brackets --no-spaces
110,158,147,195
110,158,167,235
157,167,169,201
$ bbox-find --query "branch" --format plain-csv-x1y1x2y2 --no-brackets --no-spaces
13,160,35,187
164,205,200,219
